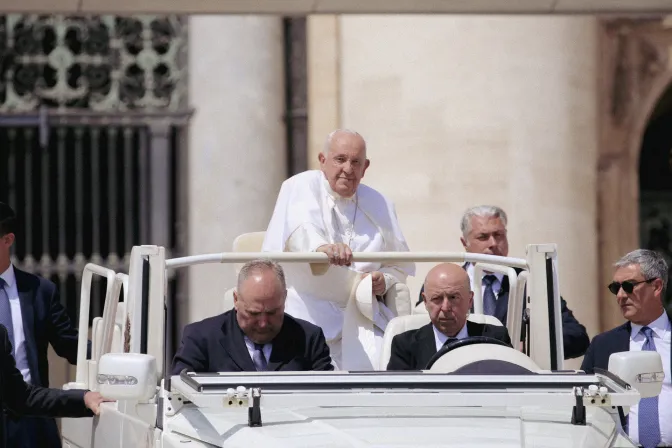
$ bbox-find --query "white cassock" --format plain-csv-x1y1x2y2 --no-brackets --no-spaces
262,170,415,370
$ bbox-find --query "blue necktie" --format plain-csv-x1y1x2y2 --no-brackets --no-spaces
482,275,497,316
252,343,268,371
442,337,458,348
637,326,661,448
0,277,14,355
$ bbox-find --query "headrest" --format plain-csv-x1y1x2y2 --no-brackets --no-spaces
232,231,267,274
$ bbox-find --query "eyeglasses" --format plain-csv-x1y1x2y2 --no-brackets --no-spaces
607,278,656,295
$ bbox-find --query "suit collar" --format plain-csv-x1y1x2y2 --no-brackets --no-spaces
416,324,439,368
265,321,293,371
9,266,41,384
0,264,15,288
219,311,293,372
219,311,256,372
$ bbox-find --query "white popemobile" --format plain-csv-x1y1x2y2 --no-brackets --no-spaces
59,238,665,448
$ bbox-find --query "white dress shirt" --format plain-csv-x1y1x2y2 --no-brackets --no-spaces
244,336,272,367
627,311,671,446
433,323,470,352
0,264,32,383
465,263,505,302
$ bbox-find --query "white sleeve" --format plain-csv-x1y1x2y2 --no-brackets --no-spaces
285,224,330,253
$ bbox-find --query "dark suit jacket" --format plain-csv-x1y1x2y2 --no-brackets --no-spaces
417,265,590,359
387,320,512,371
171,310,334,374
580,312,672,375
0,325,91,448
5,267,89,448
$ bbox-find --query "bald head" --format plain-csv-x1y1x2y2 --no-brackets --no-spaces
422,263,473,337
318,129,370,198
425,263,471,292
324,129,367,156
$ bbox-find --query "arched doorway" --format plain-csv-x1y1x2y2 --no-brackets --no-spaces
639,85,672,310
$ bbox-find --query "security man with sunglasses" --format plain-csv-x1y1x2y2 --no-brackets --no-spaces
581,249,671,448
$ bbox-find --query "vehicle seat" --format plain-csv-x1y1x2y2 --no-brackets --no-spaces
379,313,503,370
221,231,267,312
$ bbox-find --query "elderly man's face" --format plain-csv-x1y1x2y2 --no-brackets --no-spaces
234,269,287,344
318,133,369,198
612,264,664,326
423,272,473,337
461,216,509,257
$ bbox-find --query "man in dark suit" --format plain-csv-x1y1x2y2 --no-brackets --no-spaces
0,324,106,448
416,205,589,359
388,263,511,370
0,202,90,447
172,259,333,374
581,249,670,448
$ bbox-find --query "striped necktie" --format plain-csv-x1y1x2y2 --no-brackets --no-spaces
482,274,497,316
637,326,661,448
252,343,268,371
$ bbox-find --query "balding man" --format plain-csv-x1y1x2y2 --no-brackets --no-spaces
388,263,511,371
171,259,333,373
263,129,414,370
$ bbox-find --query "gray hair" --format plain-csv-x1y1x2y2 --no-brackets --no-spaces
460,205,508,237
324,129,366,155
237,259,286,292
615,249,669,297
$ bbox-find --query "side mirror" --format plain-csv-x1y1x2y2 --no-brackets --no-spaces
97,353,157,401
608,351,664,399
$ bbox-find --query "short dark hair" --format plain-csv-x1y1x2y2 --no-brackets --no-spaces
0,202,17,237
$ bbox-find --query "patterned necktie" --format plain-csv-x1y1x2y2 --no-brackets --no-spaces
252,343,268,371
0,277,14,355
482,275,497,316
637,326,661,448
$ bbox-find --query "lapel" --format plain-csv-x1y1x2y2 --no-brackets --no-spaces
415,324,438,369
266,317,293,372
466,320,484,337
13,267,40,383
218,311,256,372
614,322,631,354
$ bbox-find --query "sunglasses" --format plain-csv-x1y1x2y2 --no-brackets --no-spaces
607,278,656,295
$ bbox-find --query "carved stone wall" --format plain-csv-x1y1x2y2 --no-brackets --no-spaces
598,17,672,331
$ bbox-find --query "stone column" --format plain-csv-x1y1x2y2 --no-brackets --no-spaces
311,16,599,367
185,16,286,325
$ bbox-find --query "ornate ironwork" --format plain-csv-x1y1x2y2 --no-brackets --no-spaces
0,15,187,112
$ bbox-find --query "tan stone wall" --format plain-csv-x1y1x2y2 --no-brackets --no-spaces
309,16,601,366
186,16,288,325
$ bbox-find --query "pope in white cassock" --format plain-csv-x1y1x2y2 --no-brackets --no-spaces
262,129,415,370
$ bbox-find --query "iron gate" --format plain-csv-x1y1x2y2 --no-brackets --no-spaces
0,14,189,357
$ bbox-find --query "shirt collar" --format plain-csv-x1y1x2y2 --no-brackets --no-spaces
243,336,271,349
0,264,15,289
465,262,504,284
433,321,469,349
630,311,671,340
322,172,357,203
